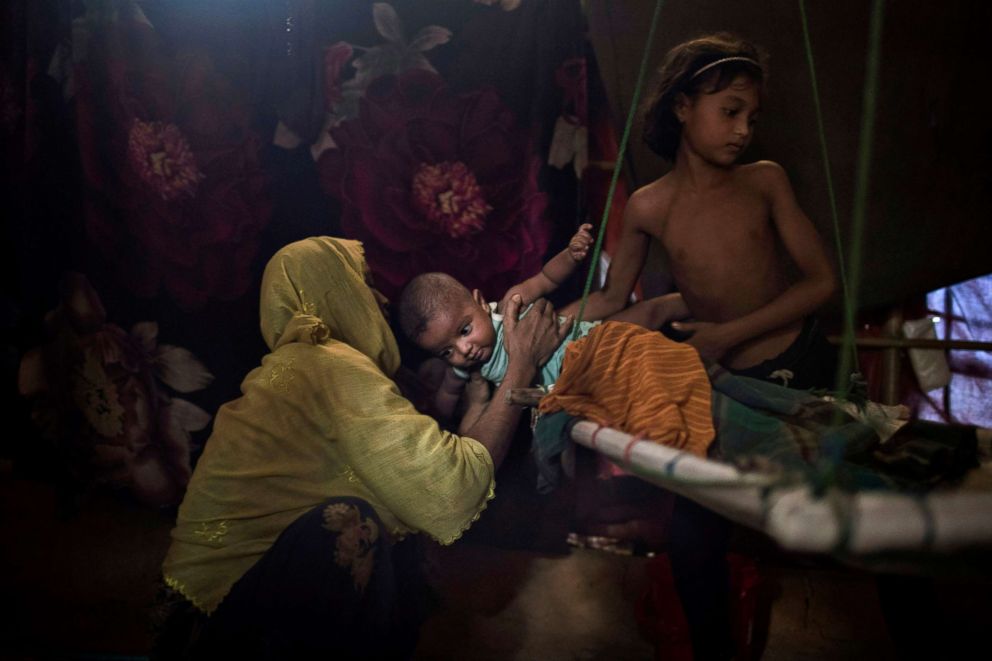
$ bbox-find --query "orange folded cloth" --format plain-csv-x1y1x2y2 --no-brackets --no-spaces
538,321,715,456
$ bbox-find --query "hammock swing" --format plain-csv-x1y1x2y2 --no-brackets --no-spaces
515,0,992,557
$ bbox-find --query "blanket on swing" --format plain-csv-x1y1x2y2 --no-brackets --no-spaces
709,364,979,491
535,324,978,493
537,321,715,456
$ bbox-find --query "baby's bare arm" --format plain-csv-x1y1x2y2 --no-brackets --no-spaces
432,367,467,421
559,191,655,321
500,224,593,310
457,372,492,433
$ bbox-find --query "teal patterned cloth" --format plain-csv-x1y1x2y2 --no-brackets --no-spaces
707,364,891,491
708,364,977,492
534,362,978,494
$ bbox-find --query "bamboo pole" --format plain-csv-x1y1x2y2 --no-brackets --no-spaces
507,388,545,406
881,308,903,404
827,336,992,351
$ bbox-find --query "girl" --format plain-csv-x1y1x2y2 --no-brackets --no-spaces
561,32,838,392
558,33,838,660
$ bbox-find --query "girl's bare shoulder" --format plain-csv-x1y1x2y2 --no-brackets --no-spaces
627,174,677,223
737,160,790,188
633,172,679,199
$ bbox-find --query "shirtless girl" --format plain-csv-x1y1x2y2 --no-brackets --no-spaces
562,32,837,390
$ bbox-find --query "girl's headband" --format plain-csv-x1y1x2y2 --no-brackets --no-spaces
690,56,761,80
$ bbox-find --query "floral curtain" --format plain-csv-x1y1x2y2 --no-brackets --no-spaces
4,0,625,508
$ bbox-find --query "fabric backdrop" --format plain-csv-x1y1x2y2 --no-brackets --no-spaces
3,0,628,508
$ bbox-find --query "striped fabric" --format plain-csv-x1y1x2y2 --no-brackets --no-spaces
538,321,715,456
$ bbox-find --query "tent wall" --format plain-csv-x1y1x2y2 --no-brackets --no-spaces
586,0,992,311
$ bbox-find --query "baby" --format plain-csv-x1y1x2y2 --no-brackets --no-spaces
398,224,683,418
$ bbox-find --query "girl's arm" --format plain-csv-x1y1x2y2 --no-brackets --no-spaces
498,224,593,310
675,162,836,358
559,190,654,321
606,291,690,329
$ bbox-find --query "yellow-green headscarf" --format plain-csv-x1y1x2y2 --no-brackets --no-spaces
163,237,494,614
259,237,398,374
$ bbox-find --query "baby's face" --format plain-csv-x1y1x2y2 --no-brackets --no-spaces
417,295,496,370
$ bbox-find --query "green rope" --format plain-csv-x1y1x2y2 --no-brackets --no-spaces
798,0,860,375
833,0,886,400
573,0,665,338
567,3,887,540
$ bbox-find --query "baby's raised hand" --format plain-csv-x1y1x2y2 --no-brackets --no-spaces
568,223,594,262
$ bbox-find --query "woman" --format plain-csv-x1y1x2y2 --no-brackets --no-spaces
154,237,569,658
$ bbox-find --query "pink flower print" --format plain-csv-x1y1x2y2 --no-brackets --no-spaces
411,161,493,239
322,503,379,593
323,41,354,111
318,69,550,301
17,273,213,507
126,119,204,201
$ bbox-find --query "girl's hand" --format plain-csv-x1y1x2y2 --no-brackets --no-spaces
671,320,733,361
567,223,594,262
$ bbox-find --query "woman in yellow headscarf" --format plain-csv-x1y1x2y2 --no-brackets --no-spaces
154,237,570,659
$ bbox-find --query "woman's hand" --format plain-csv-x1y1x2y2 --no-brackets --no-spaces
459,296,570,468
502,295,573,369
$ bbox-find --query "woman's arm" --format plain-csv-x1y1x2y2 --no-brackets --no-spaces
460,296,572,468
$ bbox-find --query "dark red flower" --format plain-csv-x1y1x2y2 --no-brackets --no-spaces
75,19,270,310
126,118,204,201
555,57,588,126
18,273,213,507
323,41,354,110
318,69,550,300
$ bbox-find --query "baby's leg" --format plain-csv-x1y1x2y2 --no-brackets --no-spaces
605,292,688,330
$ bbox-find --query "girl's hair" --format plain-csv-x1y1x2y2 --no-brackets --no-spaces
642,33,768,161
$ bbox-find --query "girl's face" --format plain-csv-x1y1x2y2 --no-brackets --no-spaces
417,292,496,370
676,74,761,167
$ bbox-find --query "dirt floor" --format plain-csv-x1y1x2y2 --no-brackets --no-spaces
2,466,990,660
